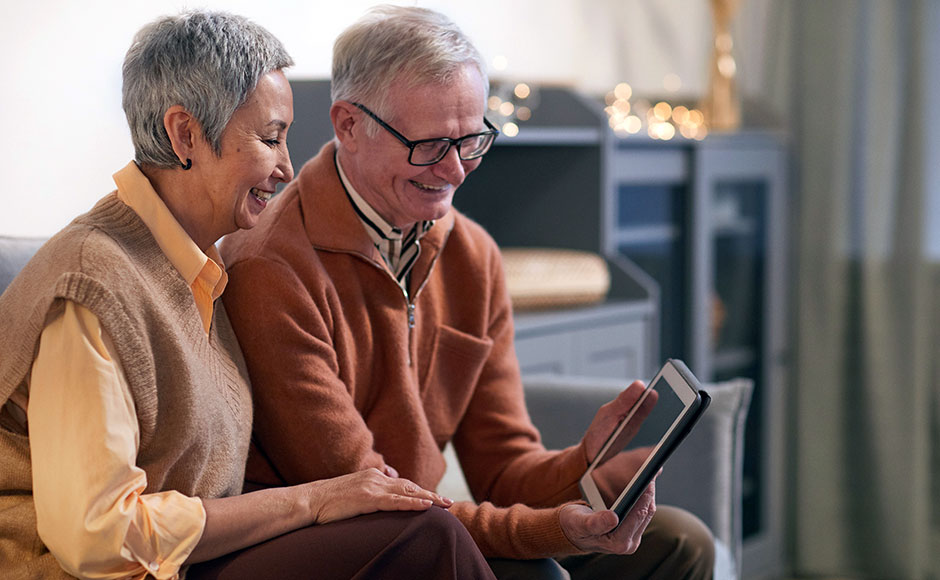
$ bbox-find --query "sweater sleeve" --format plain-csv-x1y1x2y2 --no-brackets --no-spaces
448,500,586,559
29,301,205,579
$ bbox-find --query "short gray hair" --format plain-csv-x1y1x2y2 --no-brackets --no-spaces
123,11,293,168
331,5,487,131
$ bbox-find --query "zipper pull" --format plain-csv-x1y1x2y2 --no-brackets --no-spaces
407,303,416,329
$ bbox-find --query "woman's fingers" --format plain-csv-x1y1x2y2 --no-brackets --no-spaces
310,468,453,524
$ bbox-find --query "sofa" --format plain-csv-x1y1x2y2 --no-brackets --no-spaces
0,236,46,293
0,235,751,578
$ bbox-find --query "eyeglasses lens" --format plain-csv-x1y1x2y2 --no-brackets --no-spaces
411,141,450,165
409,133,495,166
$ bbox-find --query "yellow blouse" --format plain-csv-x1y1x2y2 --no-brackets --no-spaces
27,162,226,579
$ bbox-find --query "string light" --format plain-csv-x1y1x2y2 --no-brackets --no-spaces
487,60,539,138
614,82,633,101
603,80,708,141
501,122,520,137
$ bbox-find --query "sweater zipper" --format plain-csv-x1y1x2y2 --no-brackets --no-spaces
341,226,451,367
404,237,450,367
381,248,443,367
356,260,427,367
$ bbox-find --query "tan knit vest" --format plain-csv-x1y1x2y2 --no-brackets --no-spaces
0,194,252,579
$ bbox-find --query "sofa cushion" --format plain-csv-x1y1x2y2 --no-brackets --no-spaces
0,237,46,294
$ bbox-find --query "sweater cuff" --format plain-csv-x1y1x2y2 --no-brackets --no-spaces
450,501,587,560
513,505,586,559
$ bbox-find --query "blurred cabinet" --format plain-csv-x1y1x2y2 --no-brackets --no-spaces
514,301,653,379
607,133,788,579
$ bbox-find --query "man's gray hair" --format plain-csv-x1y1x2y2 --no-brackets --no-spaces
331,5,487,132
123,11,293,168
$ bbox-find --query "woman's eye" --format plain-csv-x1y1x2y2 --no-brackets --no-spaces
264,138,281,147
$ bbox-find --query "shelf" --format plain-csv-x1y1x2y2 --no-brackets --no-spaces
514,299,653,335
712,346,758,373
613,225,681,245
713,218,758,237
495,126,603,146
514,300,655,380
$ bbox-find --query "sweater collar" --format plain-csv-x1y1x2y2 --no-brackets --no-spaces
297,141,455,263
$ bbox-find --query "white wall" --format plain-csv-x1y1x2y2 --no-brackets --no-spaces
1,0,775,236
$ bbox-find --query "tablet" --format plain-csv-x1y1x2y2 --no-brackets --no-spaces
579,359,710,523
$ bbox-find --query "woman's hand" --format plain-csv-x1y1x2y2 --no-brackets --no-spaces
188,468,452,564
307,468,453,525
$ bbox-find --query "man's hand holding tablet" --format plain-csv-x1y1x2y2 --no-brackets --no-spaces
559,360,710,554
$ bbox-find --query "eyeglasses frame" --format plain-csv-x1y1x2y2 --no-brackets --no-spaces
352,102,499,166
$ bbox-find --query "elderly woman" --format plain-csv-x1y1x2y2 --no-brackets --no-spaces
0,11,495,580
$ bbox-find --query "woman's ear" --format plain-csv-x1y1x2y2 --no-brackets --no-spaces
330,101,360,153
163,105,198,167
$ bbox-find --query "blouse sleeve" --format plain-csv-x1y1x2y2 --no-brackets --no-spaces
28,300,206,579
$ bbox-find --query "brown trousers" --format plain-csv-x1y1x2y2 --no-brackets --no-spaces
188,507,496,580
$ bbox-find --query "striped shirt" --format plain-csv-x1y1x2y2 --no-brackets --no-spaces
335,154,433,291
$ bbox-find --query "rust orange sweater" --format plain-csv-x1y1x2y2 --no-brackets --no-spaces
221,143,589,559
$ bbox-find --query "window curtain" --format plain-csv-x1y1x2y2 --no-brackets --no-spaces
787,0,940,577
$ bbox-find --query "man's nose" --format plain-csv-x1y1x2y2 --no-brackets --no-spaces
431,146,467,184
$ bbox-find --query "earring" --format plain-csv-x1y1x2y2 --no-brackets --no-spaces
180,158,192,170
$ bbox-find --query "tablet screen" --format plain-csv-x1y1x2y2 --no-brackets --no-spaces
590,375,689,508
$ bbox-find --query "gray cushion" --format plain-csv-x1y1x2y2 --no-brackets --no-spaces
0,236,46,294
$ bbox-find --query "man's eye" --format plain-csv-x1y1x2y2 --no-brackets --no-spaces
415,141,444,152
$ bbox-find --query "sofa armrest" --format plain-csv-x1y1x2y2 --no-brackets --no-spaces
522,374,752,575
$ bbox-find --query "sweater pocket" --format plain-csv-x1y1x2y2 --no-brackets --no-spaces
421,325,493,447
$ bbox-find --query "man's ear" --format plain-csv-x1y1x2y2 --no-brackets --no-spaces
330,101,361,153
163,105,199,166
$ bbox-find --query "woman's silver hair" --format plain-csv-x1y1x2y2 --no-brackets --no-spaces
123,11,293,168
331,5,488,134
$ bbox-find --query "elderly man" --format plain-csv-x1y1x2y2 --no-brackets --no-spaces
221,5,714,578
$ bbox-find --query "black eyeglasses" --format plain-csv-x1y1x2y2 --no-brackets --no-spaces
353,103,499,166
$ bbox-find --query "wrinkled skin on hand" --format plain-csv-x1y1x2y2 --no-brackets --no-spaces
560,479,657,554
308,468,453,524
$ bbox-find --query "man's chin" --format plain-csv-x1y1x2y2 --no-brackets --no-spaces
421,199,455,221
